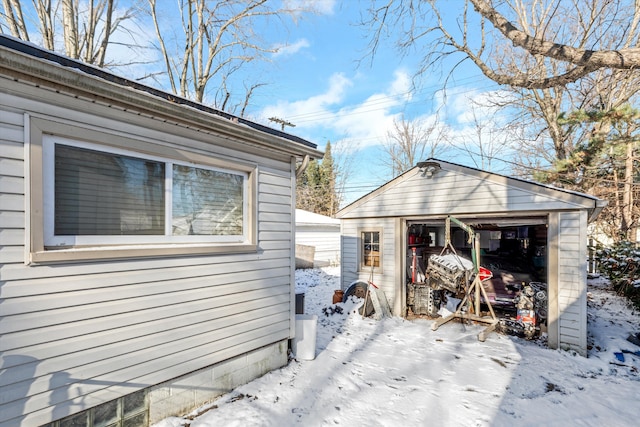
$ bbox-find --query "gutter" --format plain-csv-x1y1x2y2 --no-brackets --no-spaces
589,199,609,223
0,35,323,160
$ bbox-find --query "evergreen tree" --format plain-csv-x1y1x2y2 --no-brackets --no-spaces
296,141,340,216
537,106,639,242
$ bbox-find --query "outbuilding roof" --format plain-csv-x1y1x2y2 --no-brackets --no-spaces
337,158,607,222
295,209,340,226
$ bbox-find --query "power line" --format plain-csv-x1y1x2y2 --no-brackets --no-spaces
279,74,499,125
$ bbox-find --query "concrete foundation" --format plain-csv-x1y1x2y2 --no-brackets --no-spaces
148,341,288,424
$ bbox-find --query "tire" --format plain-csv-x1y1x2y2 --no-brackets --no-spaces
342,281,375,317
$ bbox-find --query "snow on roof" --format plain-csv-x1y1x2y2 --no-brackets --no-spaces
295,209,340,226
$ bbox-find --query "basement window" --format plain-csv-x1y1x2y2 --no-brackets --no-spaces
42,389,147,427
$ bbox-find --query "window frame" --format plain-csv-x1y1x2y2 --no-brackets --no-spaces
358,227,383,273
29,118,258,263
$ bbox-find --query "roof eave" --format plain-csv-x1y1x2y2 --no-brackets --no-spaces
0,36,323,160
589,199,609,223
336,158,607,218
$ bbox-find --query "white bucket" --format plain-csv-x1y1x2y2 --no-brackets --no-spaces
293,314,318,360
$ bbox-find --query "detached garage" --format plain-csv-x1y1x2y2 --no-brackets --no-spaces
336,159,606,356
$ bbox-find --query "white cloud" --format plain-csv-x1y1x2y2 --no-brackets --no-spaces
272,38,311,58
284,0,337,15
257,69,424,155
257,68,451,203
328,70,413,148
259,72,352,127
388,70,413,102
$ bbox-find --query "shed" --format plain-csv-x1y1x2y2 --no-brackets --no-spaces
0,36,322,427
336,159,606,356
295,209,340,268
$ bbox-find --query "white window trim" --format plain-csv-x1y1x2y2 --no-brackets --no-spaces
29,117,258,263
43,135,249,247
358,227,383,273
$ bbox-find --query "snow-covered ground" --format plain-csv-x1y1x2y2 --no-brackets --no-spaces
154,267,640,427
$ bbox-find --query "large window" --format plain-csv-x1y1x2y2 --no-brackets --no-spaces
42,135,249,248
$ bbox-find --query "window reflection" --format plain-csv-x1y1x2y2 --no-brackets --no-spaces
172,165,244,236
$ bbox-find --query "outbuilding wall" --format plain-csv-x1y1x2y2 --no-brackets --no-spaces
295,210,340,267
337,166,594,220
0,70,301,426
340,217,398,309
548,210,589,355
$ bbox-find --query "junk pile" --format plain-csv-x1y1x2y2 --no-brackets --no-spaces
497,281,548,339
409,216,547,341
408,254,549,339
408,253,473,317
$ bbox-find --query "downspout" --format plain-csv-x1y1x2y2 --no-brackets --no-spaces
295,155,310,178
290,155,310,341
290,157,299,340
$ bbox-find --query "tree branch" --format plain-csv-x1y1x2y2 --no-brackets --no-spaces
470,0,640,70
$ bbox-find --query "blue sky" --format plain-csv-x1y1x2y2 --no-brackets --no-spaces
235,0,515,205
104,0,514,206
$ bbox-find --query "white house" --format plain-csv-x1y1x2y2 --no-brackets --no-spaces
295,209,340,268
336,159,606,356
0,36,322,427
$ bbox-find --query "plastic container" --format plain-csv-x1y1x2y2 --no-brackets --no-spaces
295,293,304,314
293,314,318,360
332,290,344,304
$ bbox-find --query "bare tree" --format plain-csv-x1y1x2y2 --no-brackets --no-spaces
446,95,516,171
149,0,312,110
380,114,447,178
366,1,640,90
469,0,640,87
364,1,640,178
1,0,143,68
492,1,640,168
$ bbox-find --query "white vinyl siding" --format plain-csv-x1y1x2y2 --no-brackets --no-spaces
2,177,294,427
0,87,300,427
295,211,340,267
340,223,359,287
0,109,26,265
556,210,588,355
340,168,597,220
341,218,397,308
295,227,340,267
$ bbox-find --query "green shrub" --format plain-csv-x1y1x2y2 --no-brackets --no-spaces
595,241,640,308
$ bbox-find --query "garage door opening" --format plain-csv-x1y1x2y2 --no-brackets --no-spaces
406,216,548,339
